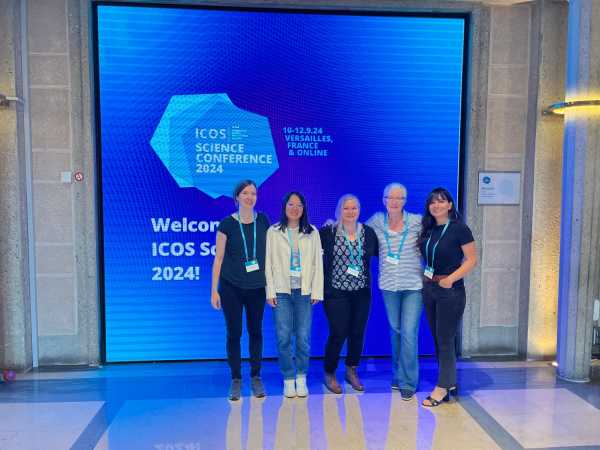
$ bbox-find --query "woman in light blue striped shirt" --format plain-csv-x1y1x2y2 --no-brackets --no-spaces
367,183,423,400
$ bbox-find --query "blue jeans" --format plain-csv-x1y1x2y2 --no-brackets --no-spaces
273,289,312,379
381,289,423,391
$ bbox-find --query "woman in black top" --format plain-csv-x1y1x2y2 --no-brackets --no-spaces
211,180,270,401
418,187,477,407
320,194,379,393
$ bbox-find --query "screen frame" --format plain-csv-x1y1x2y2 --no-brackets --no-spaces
91,0,471,363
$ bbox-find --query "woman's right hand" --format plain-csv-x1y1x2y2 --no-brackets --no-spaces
211,291,221,310
267,298,277,307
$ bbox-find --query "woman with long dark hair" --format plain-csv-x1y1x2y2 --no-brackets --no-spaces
320,194,379,394
211,180,270,401
265,192,323,398
418,187,477,407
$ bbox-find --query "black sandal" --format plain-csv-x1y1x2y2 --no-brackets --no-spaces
421,392,450,407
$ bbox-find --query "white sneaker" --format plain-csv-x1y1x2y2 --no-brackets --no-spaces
296,375,309,397
284,379,297,398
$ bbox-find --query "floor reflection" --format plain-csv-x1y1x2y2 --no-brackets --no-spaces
323,394,366,450
423,397,500,450
385,393,420,450
226,397,264,450
91,392,507,449
274,398,310,450
5,360,597,449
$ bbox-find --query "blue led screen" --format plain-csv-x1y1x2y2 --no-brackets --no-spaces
96,4,467,362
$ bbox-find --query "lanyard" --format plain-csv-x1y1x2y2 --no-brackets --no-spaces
237,211,257,262
342,224,363,268
425,221,450,270
286,227,301,268
384,212,409,258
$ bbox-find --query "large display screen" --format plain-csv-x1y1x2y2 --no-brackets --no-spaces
95,4,467,362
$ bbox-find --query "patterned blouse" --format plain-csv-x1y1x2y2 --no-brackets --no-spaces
331,225,367,291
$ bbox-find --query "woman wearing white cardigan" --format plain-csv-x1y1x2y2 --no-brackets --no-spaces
265,192,324,398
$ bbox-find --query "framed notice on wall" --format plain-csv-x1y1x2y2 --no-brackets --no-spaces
478,171,521,205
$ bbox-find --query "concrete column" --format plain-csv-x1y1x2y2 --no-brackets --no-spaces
556,0,600,382
524,0,567,359
0,0,33,371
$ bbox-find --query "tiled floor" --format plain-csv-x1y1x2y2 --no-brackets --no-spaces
471,388,600,448
0,359,599,450
0,401,104,450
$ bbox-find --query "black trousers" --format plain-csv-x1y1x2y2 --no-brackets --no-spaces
219,278,266,379
422,282,466,389
323,288,372,374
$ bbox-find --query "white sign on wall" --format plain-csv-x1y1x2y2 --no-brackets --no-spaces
478,171,521,205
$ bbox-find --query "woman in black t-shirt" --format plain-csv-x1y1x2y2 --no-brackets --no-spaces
418,187,477,407
211,180,270,401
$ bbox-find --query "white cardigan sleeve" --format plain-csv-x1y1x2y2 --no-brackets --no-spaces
265,226,277,299
310,226,324,300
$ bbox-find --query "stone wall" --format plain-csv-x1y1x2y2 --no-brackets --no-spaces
27,0,99,365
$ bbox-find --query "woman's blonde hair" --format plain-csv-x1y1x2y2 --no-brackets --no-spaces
334,193,361,224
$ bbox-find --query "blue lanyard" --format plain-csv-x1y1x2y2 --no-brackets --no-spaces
384,212,409,258
342,224,363,268
286,227,301,268
237,211,257,262
425,221,450,270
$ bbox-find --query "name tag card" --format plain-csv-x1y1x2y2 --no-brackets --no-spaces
245,260,260,272
385,253,400,265
290,267,302,278
423,266,434,279
346,265,360,278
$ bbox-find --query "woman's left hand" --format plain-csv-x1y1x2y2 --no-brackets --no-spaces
439,278,453,289
311,298,321,305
